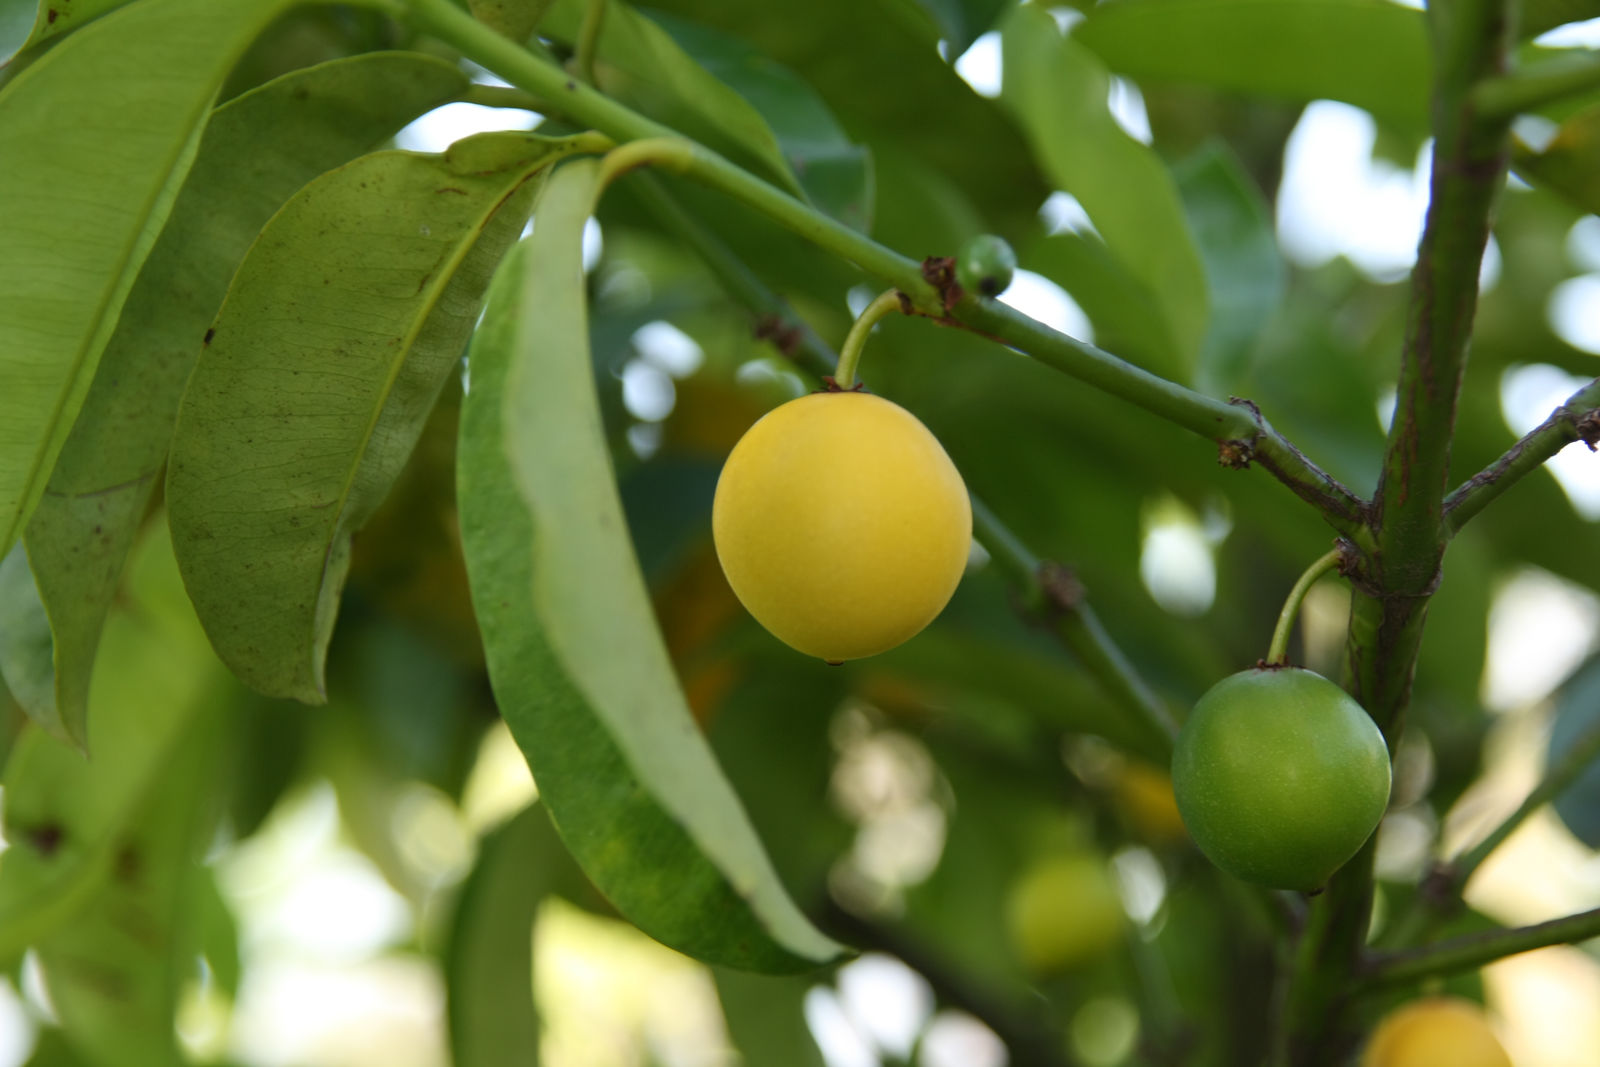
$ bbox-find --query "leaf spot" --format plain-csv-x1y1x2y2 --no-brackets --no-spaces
25,824,64,856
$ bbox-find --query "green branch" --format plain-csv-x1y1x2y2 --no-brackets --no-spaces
1474,49,1600,120
1362,905,1600,988
1444,376,1600,534
1284,1,1515,1061
625,175,1178,759
403,0,1369,539
575,0,608,86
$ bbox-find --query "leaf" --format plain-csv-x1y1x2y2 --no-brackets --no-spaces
1001,4,1209,382
1550,656,1600,848
166,132,585,703
458,168,843,972
6,52,469,749
467,0,556,40
445,803,575,1067
1074,0,1432,137
540,0,805,199
1524,0,1600,39
0,0,300,561
1173,141,1286,395
626,0,1049,235
1025,230,1180,377
646,11,875,231
914,0,1012,54
1,0,133,64
1514,103,1600,214
0,521,226,971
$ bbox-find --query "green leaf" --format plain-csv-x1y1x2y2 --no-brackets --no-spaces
167,132,584,703
1550,656,1600,848
915,0,1011,54
458,167,844,972
647,11,875,231
6,52,469,750
540,0,805,199
467,0,556,40
1,0,133,64
445,803,574,1067
1514,103,1600,214
1001,4,1209,382
1025,230,1180,378
1074,0,1432,137
0,521,226,971
1524,0,1600,39
0,0,298,561
626,0,1048,235
1173,141,1286,395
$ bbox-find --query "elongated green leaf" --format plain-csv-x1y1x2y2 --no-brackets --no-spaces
640,0,1047,234
1,0,133,64
0,523,225,966
648,11,875,231
1075,0,1431,137
915,0,1010,54
446,804,571,1067
1174,142,1286,395
1524,0,1600,39
1515,103,1600,213
541,0,804,198
459,173,843,972
4,53,469,750
1001,5,1208,382
0,0,298,561
167,132,585,703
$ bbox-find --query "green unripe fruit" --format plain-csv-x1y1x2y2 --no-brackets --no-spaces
956,234,1017,298
1171,666,1391,891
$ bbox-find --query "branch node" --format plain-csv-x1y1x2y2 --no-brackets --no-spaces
1037,561,1085,616
920,256,965,311
1218,439,1255,469
1577,408,1600,451
753,313,803,358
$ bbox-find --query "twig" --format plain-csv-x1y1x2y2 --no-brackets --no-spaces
1361,905,1600,988
1474,51,1600,120
1444,376,1600,534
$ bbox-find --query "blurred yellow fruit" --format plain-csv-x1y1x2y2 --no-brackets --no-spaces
712,391,970,662
1362,997,1513,1067
1006,854,1125,975
1112,761,1188,843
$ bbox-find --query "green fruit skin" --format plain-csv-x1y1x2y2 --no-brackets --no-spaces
1171,667,1392,891
956,233,1018,297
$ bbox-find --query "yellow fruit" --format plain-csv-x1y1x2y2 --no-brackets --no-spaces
1362,997,1513,1067
711,391,971,662
1006,854,1126,975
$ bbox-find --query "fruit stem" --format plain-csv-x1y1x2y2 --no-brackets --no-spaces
1266,547,1344,666
575,0,608,86
834,289,904,390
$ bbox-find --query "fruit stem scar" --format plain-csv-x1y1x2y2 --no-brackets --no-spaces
1266,545,1346,665
834,289,905,390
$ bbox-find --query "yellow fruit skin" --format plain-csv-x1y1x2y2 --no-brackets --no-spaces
711,392,971,662
1005,854,1125,975
1362,998,1514,1067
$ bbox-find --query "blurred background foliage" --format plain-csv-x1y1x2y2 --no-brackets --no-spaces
1,0,1600,1065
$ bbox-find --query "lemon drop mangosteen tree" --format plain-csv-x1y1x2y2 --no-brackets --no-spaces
2,0,1600,1064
